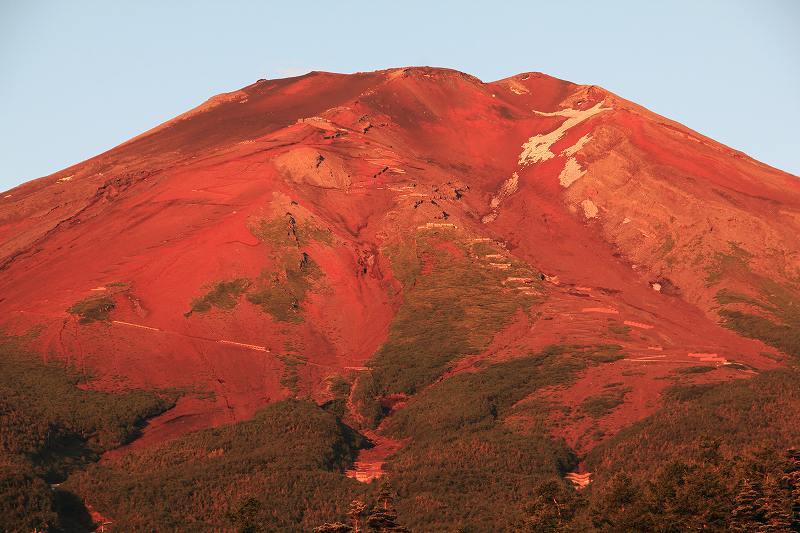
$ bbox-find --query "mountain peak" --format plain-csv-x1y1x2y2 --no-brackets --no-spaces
1,67,799,530
3,64,800,531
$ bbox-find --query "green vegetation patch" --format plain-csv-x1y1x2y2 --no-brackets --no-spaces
719,309,800,358
321,375,352,419
65,400,367,532
377,345,624,530
579,386,631,419
0,337,176,472
676,365,716,375
705,243,800,359
617,369,799,462
705,242,753,287
353,236,544,425
714,288,761,306
716,279,800,358
67,295,116,324
659,233,675,256
188,278,251,314
383,240,423,287
386,345,620,438
585,344,626,363
608,323,631,336
186,214,331,322
247,252,323,322
278,354,308,395
249,213,333,247
327,375,351,399
580,369,800,531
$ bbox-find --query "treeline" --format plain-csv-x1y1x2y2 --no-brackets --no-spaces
503,368,800,531
4,333,799,530
0,334,175,532
368,367,799,531
65,400,370,531
574,369,800,531
376,345,625,530
324,359,798,531
58,344,627,532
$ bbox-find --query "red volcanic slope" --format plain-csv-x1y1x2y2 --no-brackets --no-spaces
1,67,798,452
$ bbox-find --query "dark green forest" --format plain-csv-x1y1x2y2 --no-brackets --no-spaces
2,329,798,531
0,334,175,532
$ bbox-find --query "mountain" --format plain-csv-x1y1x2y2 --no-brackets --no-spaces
1,67,798,531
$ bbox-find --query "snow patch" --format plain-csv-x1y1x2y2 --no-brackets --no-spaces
562,133,592,157
490,172,519,208
518,102,609,166
557,133,594,188
507,80,530,95
558,158,585,188
581,199,599,218
484,172,519,224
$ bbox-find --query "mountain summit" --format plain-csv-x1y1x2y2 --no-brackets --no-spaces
2,67,798,530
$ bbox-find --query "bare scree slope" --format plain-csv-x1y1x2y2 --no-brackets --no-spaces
1,67,799,530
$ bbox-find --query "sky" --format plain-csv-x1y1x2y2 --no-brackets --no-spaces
1,1,798,191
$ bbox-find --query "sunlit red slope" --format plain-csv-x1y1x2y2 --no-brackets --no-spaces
1,67,798,451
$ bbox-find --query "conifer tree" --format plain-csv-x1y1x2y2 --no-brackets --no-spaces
759,471,792,531
730,479,765,532
521,479,577,531
233,497,262,533
783,449,800,532
366,487,409,533
348,499,367,533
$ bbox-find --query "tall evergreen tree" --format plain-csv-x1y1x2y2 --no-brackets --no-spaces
521,478,578,532
348,499,367,533
783,449,800,532
730,479,766,532
233,497,262,533
366,487,409,533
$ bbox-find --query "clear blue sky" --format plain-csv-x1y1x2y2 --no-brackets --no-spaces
1,1,798,191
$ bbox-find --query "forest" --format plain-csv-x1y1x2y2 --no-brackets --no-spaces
2,327,797,531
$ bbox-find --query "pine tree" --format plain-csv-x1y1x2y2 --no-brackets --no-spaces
366,487,409,533
759,470,793,532
348,499,367,533
233,497,263,533
730,479,764,531
590,472,649,531
783,449,800,532
521,479,576,531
